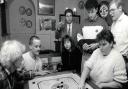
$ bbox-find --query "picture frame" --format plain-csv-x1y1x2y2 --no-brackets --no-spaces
38,0,55,15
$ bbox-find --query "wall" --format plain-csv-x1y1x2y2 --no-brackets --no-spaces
6,0,36,51
32,0,87,51
5,0,128,51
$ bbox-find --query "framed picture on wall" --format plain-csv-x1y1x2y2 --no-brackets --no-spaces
38,0,55,15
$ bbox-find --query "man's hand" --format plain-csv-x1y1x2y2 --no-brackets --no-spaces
34,70,51,76
89,43,98,50
96,82,104,89
78,83,85,89
56,21,64,31
83,43,90,51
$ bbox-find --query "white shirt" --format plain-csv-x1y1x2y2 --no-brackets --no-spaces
67,23,72,36
22,52,42,71
111,13,128,55
85,48,127,84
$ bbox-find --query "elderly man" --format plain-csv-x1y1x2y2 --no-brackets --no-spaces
109,0,128,75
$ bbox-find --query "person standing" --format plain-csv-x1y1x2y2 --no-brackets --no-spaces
56,9,81,45
109,0,128,74
78,0,108,72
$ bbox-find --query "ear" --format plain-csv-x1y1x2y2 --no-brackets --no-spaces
29,45,32,50
118,5,122,11
110,42,114,48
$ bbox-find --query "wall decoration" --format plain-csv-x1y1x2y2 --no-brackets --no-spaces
19,18,26,27
26,20,32,28
78,0,84,9
19,6,26,15
38,0,55,15
40,18,56,31
26,8,32,16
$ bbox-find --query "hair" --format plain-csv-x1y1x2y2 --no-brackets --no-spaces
64,9,73,16
110,0,123,8
61,35,75,52
85,0,99,10
29,35,40,45
0,40,25,66
96,29,115,44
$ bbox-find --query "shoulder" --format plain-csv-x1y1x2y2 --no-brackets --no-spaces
23,52,30,57
81,18,89,26
23,52,31,61
110,48,124,61
93,48,101,54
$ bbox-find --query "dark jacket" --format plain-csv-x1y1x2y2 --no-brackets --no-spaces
61,47,82,74
0,65,24,89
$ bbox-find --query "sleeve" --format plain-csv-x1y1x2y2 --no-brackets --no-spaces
102,18,109,30
113,55,127,83
84,49,99,69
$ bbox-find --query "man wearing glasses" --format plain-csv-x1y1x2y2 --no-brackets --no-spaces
110,0,128,76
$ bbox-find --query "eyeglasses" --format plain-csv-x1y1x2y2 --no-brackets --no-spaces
109,7,119,13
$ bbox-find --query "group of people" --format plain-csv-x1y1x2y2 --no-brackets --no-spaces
0,36,51,89
56,0,128,89
0,0,128,89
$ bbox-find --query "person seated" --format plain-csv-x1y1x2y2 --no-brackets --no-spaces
61,35,82,75
22,36,50,78
79,30,127,89
0,40,26,89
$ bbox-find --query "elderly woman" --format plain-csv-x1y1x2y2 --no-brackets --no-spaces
79,30,127,89
0,40,25,89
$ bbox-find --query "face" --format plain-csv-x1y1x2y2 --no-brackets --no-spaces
87,8,97,21
13,56,23,69
66,12,73,24
30,39,41,56
99,40,113,56
109,3,121,21
64,39,71,50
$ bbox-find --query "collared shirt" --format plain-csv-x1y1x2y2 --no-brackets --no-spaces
111,13,128,55
67,23,72,36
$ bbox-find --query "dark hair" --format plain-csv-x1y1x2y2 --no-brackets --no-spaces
29,35,40,45
64,9,73,16
96,30,115,44
61,35,75,52
85,0,99,10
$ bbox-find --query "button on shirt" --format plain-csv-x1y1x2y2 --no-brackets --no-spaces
67,23,72,36
111,13,128,55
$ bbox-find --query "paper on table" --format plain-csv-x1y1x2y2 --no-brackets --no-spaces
82,26,103,39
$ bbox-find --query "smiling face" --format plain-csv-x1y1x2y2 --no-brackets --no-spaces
99,40,113,56
29,39,41,56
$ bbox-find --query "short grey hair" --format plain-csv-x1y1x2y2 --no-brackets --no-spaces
0,40,25,66
110,0,124,8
